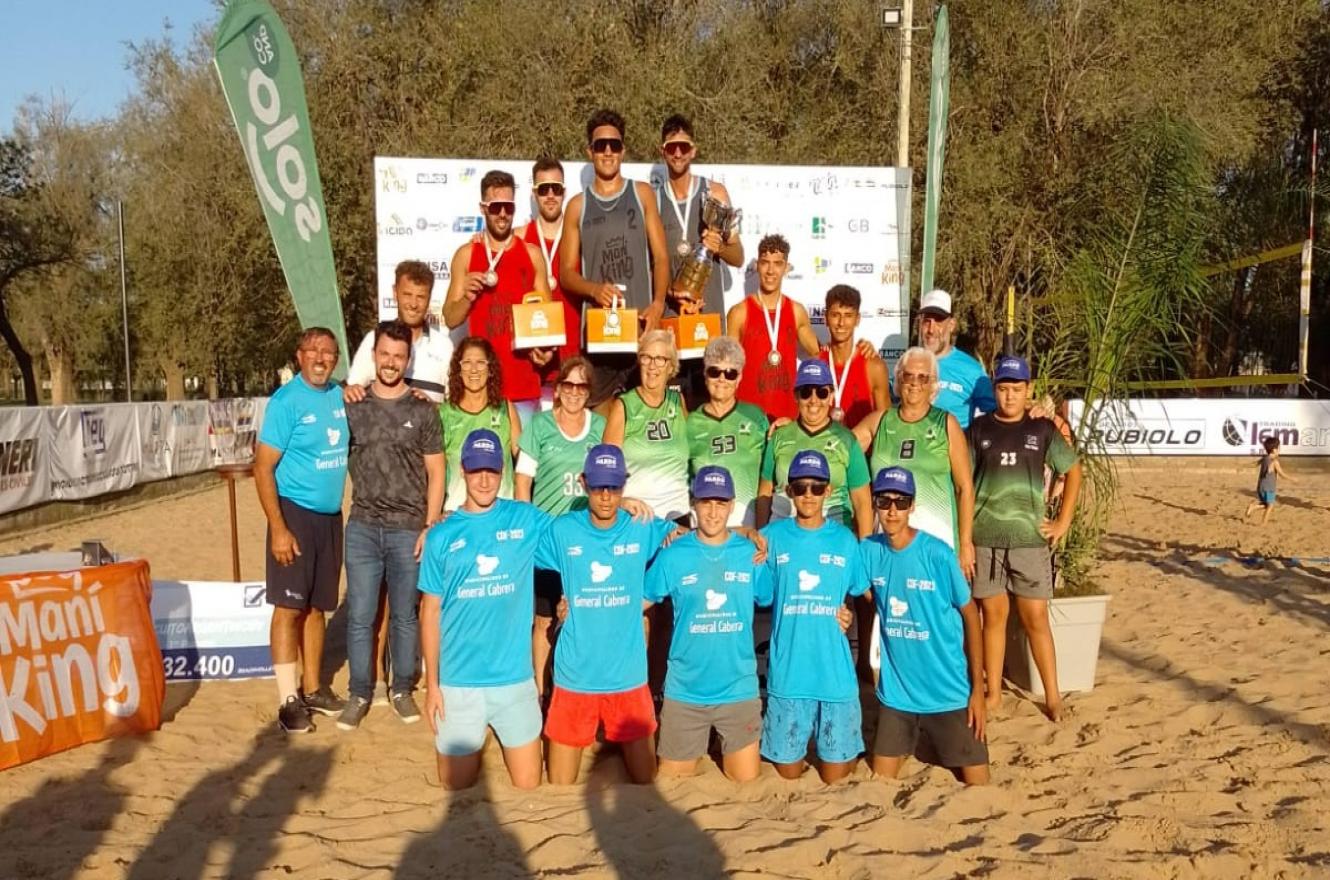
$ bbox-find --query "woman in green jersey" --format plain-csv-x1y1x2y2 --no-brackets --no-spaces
687,337,769,527
853,346,975,578
515,355,605,698
439,337,519,510
603,329,691,524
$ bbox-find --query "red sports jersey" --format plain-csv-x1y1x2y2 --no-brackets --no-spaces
466,239,541,401
522,221,580,361
737,294,798,421
818,345,874,428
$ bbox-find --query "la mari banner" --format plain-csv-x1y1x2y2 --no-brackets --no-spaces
214,0,349,377
0,560,165,770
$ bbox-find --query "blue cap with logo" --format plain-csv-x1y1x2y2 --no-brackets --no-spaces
787,449,831,482
583,443,628,489
994,355,1031,383
691,465,735,500
461,429,505,472
872,466,916,497
794,359,834,388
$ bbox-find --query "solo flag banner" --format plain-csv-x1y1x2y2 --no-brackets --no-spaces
919,4,950,297
1,560,165,770
214,0,349,377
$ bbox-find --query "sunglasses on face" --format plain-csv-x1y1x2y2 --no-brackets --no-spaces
535,182,565,197
481,200,515,216
591,138,625,154
663,141,694,157
559,380,590,393
705,366,739,381
873,494,912,511
788,480,829,497
797,386,832,401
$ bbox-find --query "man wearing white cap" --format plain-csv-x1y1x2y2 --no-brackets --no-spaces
914,289,995,430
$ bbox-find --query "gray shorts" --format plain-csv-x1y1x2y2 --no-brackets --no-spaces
874,704,988,768
657,697,762,761
971,546,1053,600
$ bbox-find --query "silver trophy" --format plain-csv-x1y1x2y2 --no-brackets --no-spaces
671,194,741,309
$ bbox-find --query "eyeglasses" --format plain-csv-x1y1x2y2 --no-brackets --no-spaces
705,366,739,381
535,182,566,198
591,138,625,154
900,371,934,386
873,494,912,511
459,361,489,373
300,347,337,358
559,380,590,393
796,386,832,401
481,200,515,216
788,480,829,497
638,353,671,369
662,141,694,157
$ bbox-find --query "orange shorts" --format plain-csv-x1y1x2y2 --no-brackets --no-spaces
543,683,658,747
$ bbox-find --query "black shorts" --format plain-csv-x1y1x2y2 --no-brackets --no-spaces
534,568,563,618
588,355,638,409
266,497,343,612
873,704,988,768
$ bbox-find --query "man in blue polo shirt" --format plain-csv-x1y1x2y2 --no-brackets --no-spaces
418,429,551,790
255,327,349,734
645,466,774,783
760,449,870,784
862,466,989,785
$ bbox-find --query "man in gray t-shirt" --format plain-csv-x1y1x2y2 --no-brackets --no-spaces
340,321,445,730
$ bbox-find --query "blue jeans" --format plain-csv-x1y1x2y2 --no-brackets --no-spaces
345,519,421,699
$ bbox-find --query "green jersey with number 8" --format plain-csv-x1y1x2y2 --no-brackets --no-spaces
516,409,606,516
687,402,768,526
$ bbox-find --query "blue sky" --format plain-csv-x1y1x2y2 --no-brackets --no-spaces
0,1,218,127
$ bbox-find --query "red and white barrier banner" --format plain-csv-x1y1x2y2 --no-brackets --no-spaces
1069,398,1330,456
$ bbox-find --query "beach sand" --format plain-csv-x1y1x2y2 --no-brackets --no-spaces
1,459,1327,878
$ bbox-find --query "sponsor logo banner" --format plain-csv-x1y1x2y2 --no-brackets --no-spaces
1070,398,1330,456
48,404,140,500
0,408,49,515
0,561,165,770
137,402,211,482
150,580,274,681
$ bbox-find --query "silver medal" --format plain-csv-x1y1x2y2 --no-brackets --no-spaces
830,407,845,422
767,350,782,367
677,241,692,257
483,271,498,287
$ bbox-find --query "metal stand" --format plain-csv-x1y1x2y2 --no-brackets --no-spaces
215,463,254,582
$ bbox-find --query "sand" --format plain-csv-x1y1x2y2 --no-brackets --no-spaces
1,459,1328,879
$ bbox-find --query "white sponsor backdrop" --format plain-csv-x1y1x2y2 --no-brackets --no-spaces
1070,398,1330,456
151,579,274,681
0,398,269,515
374,157,913,357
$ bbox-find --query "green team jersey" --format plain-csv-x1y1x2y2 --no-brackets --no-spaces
620,388,691,521
870,406,957,548
968,414,1077,548
761,420,869,528
687,402,769,527
517,409,606,516
439,401,514,510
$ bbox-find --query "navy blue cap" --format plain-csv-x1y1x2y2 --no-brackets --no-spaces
460,429,505,472
692,465,735,500
583,444,628,489
872,466,916,497
794,359,833,388
788,449,831,482
994,355,1031,383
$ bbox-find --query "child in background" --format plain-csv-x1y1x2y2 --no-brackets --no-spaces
1244,436,1293,525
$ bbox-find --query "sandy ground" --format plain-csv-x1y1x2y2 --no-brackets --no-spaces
0,460,1328,879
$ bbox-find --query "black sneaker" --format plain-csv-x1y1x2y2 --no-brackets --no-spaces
336,695,371,731
303,688,346,717
279,695,314,734
390,690,421,724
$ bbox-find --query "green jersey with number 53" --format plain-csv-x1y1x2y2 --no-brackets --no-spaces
687,402,768,526
517,409,606,516
619,388,690,521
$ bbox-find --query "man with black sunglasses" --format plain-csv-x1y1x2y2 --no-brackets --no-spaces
560,108,671,409
443,170,552,427
517,156,580,364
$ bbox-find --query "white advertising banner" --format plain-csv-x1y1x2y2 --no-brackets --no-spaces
1070,398,1330,456
47,404,141,500
136,401,212,482
150,579,274,681
0,407,50,515
209,397,267,466
374,157,913,358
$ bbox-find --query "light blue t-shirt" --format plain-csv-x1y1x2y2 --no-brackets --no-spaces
536,509,674,694
644,532,774,705
258,375,349,513
761,518,869,702
935,348,995,430
862,531,973,714
418,499,553,688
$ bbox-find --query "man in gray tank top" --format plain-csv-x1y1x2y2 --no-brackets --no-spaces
656,113,744,407
561,108,671,410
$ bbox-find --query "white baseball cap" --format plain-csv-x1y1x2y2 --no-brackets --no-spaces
919,289,952,318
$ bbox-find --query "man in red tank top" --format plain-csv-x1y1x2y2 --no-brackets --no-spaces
517,156,580,363
818,284,890,429
725,235,820,421
443,169,551,423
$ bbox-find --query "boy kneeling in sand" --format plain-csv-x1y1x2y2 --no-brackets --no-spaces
862,467,989,785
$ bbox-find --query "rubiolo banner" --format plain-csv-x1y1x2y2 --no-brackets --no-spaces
214,0,349,377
